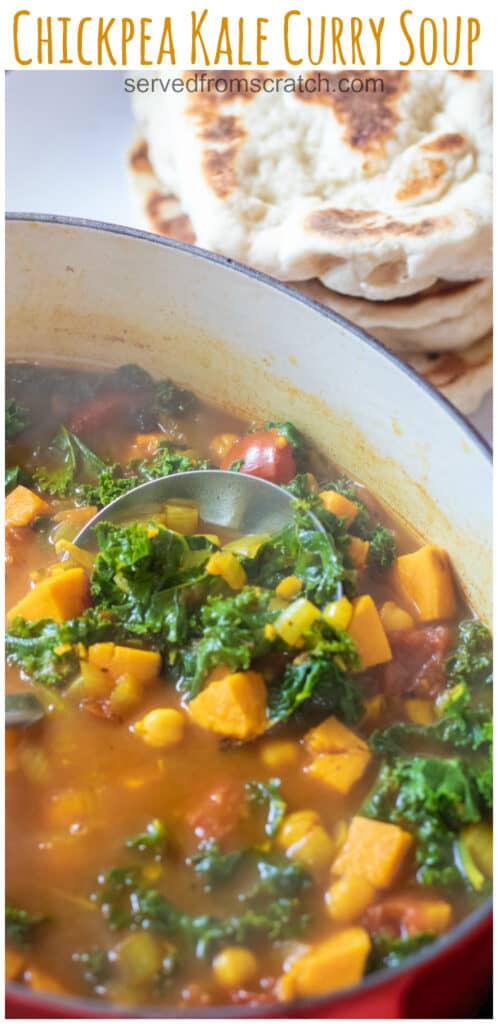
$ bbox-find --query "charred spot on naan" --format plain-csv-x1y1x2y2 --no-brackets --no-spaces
305,208,447,239
395,158,449,202
144,191,196,244
200,115,246,144
296,71,408,156
129,137,154,175
422,133,468,154
202,146,242,198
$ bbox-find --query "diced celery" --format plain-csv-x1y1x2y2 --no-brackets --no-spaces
163,500,199,535
224,534,271,558
275,597,321,646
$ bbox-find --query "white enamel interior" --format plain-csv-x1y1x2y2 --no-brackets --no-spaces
5,217,492,623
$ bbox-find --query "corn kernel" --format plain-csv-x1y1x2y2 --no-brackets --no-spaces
275,434,288,450
133,708,185,748
264,624,277,641
322,597,353,632
274,597,320,646
260,739,300,769
380,601,415,633
276,575,303,600
206,551,247,590
325,874,377,923
213,947,258,989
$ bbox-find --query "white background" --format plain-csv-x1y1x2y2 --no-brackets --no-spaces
5,69,492,443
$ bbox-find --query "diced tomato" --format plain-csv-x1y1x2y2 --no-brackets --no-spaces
381,626,451,698
186,782,244,840
230,982,277,1006
364,894,452,937
179,984,213,1008
221,429,296,485
69,391,149,435
81,700,120,722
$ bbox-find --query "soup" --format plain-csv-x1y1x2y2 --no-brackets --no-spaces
5,362,492,1010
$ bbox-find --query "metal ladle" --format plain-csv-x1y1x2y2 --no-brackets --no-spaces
6,470,323,729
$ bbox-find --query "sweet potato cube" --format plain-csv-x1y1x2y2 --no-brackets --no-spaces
348,595,392,670
319,490,359,526
305,715,368,755
6,485,50,528
188,670,267,739
125,433,164,460
332,816,413,889
88,643,161,683
5,948,26,982
395,545,457,622
349,536,370,570
306,751,371,795
278,927,371,1001
7,568,89,624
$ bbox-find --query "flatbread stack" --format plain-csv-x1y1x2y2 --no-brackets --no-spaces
129,70,493,413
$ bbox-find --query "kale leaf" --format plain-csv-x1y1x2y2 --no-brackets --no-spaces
91,521,187,631
367,525,397,572
323,476,397,571
445,620,493,689
252,504,355,601
5,608,115,687
268,635,362,726
34,426,106,498
6,399,29,441
190,840,246,892
125,818,169,858
6,465,33,494
263,421,307,459
368,932,435,972
242,854,311,902
6,905,48,947
362,755,487,886
246,778,287,836
72,948,111,987
96,865,309,958
175,588,277,699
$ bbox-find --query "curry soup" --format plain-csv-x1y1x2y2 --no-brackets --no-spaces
5,362,492,1010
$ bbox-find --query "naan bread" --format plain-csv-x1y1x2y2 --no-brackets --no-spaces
293,278,492,353
405,334,492,415
133,70,492,301
129,137,492,415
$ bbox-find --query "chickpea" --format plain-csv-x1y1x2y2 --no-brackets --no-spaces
133,708,185,748
213,946,258,989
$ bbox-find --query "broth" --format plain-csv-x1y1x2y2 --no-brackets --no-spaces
5,362,492,1010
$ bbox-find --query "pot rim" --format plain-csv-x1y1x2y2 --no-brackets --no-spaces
5,212,492,1019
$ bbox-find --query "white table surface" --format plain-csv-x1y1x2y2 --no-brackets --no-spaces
6,70,492,446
